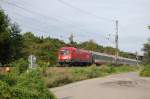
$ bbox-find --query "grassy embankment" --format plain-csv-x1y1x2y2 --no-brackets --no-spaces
44,65,139,88
0,59,141,99
140,65,150,77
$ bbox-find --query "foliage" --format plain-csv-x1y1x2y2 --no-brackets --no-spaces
0,69,57,99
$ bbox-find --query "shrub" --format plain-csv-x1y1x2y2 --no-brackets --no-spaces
0,81,11,99
0,73,18,86
38,61,49,76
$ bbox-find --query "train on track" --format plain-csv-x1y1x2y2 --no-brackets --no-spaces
58,47,139,66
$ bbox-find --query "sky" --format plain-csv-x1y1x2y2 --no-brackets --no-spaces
0,0,150,55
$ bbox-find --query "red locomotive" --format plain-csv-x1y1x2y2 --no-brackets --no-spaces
58,47,139,66
58,47,92,66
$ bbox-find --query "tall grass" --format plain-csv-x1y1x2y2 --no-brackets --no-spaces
45,65,138,88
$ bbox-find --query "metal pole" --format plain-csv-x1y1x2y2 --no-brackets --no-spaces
115,20,119,64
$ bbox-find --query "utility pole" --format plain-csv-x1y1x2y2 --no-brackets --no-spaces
115,20,119,64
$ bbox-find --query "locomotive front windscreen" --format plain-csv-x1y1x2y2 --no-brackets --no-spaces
60,50,70,55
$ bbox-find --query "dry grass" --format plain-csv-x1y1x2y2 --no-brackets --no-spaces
44,65,138,88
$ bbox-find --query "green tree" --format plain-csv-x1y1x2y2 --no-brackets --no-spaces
68,33,77,46
0,10,23,65
10,23,24,60
22,33,65,65
78,39,104,52
142,26,150,64
143,39,150,64
22,32,38,56
0,10,12,64
69,33,74,45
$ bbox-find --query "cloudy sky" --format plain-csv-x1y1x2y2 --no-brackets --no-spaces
0,0,150,55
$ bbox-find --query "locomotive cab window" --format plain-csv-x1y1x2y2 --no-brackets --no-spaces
60,50,70,55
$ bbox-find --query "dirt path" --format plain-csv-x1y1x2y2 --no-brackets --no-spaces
50,72,150,99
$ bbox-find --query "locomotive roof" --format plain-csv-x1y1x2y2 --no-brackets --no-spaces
61,47,91,52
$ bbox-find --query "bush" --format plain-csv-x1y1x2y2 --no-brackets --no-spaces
0,73,18,86
37,61,49,76
0,81,11,99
